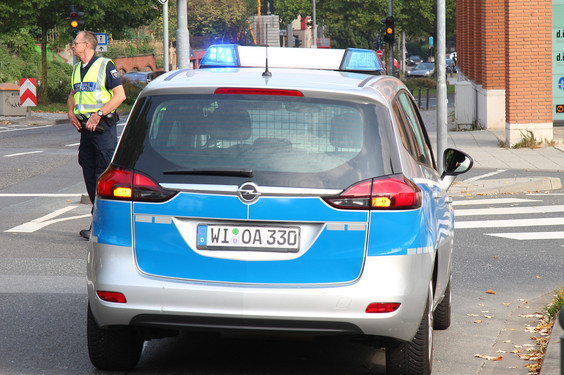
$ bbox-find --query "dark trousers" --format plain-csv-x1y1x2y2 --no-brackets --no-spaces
78,122,117,204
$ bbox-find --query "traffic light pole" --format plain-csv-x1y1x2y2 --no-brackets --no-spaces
388,0,393,76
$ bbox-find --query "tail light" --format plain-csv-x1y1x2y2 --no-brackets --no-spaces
97,291,127,303
323,175,422,210
97,165,176,202
365,302,401,313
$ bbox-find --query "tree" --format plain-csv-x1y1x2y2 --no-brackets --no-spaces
272,0,456,51
0,0,160,103
187,0,250,44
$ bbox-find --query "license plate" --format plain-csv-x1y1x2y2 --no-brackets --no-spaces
197,224,300,252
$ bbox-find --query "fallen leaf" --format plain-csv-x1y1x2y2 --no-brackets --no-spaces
467,313,479,317
486,289,496,295
474,354,503,361
484,315,494,319
474,319,482,324
503,340,511,343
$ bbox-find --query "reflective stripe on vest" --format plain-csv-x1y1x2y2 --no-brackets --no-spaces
72,58,113,115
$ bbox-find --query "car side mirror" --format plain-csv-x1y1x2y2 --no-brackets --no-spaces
441,148,473,190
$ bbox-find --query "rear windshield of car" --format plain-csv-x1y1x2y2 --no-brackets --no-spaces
114,94,394,190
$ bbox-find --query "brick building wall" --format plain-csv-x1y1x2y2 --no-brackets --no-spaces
505,0,552,125
456,0,553,145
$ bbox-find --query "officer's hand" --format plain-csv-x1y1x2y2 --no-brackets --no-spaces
68,114,82,132
86,113,101,132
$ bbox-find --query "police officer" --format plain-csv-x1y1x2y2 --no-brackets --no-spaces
67,31,126,239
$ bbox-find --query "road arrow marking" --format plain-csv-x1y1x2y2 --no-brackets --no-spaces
5,206,90,233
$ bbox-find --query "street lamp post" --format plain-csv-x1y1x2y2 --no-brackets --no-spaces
312,0,317,48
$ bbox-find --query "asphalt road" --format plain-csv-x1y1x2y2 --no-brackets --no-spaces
0,121,562,374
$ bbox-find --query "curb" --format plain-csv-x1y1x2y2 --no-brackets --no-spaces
450,177,563,196
540,313,563,375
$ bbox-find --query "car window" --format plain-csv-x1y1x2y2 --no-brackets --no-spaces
392,102,418,157
115,95,395,189
396,91,434,168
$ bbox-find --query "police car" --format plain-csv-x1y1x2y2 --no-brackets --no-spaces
86,44,472,374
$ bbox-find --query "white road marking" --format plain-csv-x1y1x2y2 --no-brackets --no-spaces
456,217,564,229
4,150,44,157
455,204,564,217
5,206,90,233
486,232,564,240
465,170,506,182
452,198,539,206
0,193,82,197
0,125,52,133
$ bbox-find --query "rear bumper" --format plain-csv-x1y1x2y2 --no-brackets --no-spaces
87,242,435,342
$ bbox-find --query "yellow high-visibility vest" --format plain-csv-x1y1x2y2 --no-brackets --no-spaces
72,57,113,115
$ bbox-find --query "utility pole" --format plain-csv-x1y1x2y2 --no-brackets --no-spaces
176,0,190,69
163,1,169,72
437,0,447,172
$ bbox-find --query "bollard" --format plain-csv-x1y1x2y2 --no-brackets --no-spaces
417,88,422,108
426,88,430,110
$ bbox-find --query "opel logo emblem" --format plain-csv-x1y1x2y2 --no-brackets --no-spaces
238,182,260,203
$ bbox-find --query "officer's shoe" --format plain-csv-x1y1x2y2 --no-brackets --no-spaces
80,228,91,240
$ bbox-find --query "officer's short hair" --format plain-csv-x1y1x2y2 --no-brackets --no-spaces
80,31,98,50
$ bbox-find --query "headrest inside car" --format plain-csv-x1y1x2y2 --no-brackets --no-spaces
209,107,252,140
330,112,363,149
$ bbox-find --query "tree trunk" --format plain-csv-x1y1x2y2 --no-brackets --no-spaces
40,24,49,104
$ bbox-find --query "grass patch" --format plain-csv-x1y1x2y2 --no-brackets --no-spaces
545,287,564,320
512,130,542,149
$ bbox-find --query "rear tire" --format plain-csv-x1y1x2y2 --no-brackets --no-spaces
386,282,433,375
433,278,452,330
87,303,144,371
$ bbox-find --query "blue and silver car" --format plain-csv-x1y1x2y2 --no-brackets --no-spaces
86,44,472,374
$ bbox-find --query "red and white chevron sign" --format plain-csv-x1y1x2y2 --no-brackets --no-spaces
19,78,37,107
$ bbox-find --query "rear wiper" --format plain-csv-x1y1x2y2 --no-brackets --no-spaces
163,168,254,177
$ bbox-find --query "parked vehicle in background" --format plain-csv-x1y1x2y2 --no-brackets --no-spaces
407,55,421,66
407,62,436,78
86,43,473,374
121,70,164,86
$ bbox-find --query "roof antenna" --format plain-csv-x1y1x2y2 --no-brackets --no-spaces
262,24,272,78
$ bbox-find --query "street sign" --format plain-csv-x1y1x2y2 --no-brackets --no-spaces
158,0,168,4
19,78,37,107
96,45,107,53
96,33,107,45
376,50,383,59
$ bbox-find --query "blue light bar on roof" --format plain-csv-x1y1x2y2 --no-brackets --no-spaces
340,48,384,73
200,44,240,67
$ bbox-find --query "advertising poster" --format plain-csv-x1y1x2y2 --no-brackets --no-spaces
554,0,564,123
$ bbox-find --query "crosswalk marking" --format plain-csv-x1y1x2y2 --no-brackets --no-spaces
486,232,564,240
452,198,539,206
456,217,564,229
454,197,564,241
455,204,564,217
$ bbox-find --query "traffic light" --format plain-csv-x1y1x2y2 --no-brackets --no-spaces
294,36,302,48
382,16,394,44
70,5,84,39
